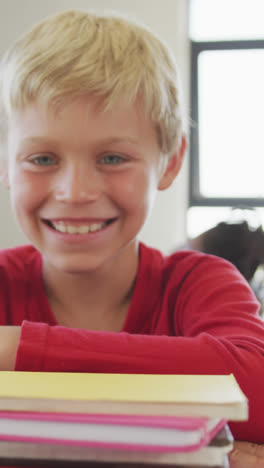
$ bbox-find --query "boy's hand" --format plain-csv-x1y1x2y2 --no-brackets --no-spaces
229,441,264,468
0,326,21,370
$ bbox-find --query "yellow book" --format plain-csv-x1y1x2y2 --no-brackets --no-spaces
0,372,248,420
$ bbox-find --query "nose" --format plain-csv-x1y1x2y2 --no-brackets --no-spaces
54,162,102,203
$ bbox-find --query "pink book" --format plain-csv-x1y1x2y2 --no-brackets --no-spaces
0,411,226,453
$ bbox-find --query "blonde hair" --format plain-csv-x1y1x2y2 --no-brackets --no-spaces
0,9,184,158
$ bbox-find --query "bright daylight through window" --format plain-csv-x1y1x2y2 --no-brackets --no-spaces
188,0,264,238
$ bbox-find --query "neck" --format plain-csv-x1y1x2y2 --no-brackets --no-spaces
41,242,139,331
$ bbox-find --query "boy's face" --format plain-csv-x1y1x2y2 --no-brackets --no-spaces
5,95,182,275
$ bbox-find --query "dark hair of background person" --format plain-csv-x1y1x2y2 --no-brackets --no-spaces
188,220,264,318
190,221,264,282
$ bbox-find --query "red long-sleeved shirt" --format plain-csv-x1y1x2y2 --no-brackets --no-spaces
0,243,264,443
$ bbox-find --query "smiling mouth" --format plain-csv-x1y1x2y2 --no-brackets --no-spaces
44,219,115,234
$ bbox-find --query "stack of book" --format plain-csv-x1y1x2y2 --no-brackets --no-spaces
0,372,247,467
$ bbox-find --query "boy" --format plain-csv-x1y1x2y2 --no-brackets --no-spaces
0,9,263,465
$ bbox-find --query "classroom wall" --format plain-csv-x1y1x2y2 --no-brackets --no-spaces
0,0,190,253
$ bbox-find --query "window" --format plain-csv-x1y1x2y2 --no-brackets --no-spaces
190,40,264,207
188,0,264,237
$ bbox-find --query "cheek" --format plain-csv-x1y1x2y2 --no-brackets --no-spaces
110,169,158,214
9,170,46,215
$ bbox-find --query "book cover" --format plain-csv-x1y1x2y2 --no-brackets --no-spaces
0,372,248,420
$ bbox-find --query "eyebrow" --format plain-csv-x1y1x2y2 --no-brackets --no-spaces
20,136,140,146
20,137,58,146
97,136,139,146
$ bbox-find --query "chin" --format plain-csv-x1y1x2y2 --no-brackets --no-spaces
44,253,103,275
57,262,103,275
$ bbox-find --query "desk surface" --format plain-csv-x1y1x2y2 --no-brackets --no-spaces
0,460,230,468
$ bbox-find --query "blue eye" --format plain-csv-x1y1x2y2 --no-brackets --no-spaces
101,154,126,165
30,155,56,166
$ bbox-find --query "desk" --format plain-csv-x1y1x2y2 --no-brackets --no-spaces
0,460,230,468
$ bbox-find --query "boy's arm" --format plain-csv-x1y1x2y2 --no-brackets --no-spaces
14,315,264,443
0,326,20,370
229,441,264,468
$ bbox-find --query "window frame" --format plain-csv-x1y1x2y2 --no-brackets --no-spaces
190,39,264,207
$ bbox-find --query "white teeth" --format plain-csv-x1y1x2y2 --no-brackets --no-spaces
78,225,89,234
54,224,67,233
90,223,101,232
67,226,77,234
51,221,107,234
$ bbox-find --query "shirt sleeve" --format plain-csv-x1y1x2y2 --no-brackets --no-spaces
14,256,264,444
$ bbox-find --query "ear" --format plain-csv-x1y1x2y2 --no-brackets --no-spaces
0,162,10,189
158,135,186,191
